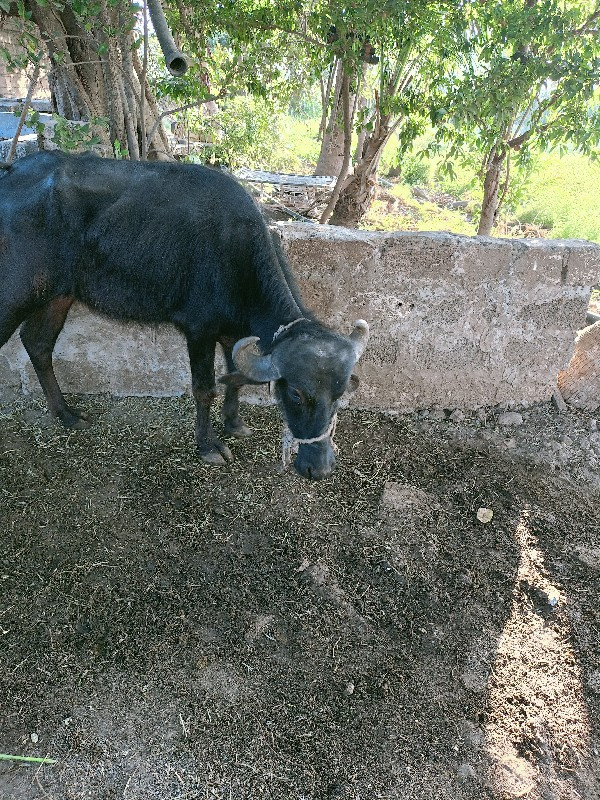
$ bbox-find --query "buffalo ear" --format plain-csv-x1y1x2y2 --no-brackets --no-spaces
218,371,262,388
347,374,360,393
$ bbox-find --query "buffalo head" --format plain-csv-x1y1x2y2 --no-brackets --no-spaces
232,320,369,480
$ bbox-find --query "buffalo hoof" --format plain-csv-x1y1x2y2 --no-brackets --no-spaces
224,419,253,438
199,441,234,466
57,407,91,430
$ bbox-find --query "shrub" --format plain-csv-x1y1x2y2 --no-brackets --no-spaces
518,205,556,229
192,96,281,171
400,154,430,186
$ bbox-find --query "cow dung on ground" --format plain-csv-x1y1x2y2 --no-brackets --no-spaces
0,393,599,800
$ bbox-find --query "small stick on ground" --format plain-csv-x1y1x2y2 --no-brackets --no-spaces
0,753,57,765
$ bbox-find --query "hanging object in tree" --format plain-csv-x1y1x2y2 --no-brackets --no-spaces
147,0,191,76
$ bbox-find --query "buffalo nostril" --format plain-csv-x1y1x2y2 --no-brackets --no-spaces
306,466,313,480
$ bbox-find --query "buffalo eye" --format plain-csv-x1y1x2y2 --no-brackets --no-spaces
289,387,304,405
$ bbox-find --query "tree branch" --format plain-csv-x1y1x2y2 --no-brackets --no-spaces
570,4,600,38
6,62,40,165
145,94,226,150
248,20,325,48
140,0,148,159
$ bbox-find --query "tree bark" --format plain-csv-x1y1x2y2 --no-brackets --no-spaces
314,60,347,176
477,146,506,236
21,1,167,159
319,71,352,224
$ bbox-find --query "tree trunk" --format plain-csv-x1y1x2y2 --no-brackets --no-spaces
314,60,347,176
21,2,167,159
319,71,352,224
329,110,396,227
315,60,367,179
477,146,506,236
354,96,368,162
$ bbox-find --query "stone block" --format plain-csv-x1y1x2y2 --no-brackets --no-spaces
558,321,600,411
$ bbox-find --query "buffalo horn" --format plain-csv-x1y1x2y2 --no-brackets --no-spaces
349,319,369,359
232,336,281,383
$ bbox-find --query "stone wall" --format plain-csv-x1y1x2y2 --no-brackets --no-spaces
0,23,28,97
1,225,599,412
279,225,599,410
0,22,50,98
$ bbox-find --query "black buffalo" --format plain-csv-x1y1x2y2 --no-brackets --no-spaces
0,151,368,479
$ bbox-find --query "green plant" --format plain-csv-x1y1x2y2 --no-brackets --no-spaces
400,154,430,186
21,109,107,153
518,205,556,229
0,753,56,765
191,96,281,170
113,139,129,160
51,116,106,152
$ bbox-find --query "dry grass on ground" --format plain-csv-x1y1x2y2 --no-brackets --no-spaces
0,395,599,799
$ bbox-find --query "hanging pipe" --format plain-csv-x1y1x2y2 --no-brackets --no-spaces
147,0,190,76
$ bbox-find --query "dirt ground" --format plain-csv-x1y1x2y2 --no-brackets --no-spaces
0,391,599,800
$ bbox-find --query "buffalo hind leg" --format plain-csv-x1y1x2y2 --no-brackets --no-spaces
219,340,253,439
19,296,89,429
0,305,29,350
187,336,233,466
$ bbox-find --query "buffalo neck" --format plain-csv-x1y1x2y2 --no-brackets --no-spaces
248,305,307,351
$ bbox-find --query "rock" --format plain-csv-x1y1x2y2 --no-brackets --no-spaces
429,408,446,421
450,409,465,423
497,411,523,426
546,587,560,607
551,389,567,413
477,507,494,523
558,321,600,411
457,763,476,781
590,419,598,432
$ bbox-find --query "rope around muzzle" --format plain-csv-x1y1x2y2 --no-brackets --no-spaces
281,413,338,469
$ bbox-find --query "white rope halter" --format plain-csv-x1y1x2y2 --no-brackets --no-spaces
272,317,306,341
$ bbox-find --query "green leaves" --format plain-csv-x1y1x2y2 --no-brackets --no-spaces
426,0,600,232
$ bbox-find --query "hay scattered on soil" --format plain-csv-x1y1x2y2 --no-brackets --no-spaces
0,394,599,799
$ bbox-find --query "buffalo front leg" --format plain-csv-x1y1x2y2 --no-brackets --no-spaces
187,337,233,466
219,340,253,439
19,296,90,429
